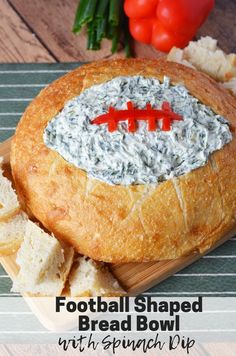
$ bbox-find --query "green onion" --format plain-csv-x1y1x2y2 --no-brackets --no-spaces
95,1,109,44
109,0,119,27
87,22,100,50
73,0,87,33
123,15,133,58
111,26,119,54
73,0,134,57
106,21,115,40
96,0,109,19
109,0,120,52
73,0,98,33
96,17,108,44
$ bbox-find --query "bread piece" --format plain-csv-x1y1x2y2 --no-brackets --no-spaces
12,221,74,296
197,36,218,51
0,156,20,222
167,47,195,69
167,36,236,82
0,213,27,256
69,257,125,297
11,58,236,263
12,247,74,296
223,78,236,96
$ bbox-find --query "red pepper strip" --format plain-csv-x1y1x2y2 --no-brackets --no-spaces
91,101,183,132
162,101,182,120
162,117,171,131
162,101,171,111
107,107,118,132
162,101,180,131
146,103,156,131
158,101,180,131
127,101,136,132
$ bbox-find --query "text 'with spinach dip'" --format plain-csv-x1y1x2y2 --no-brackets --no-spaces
44,76,232,185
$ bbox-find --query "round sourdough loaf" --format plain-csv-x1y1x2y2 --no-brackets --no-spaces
10,59,236,263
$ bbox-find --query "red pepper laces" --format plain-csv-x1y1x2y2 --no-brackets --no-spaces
91,101,183,132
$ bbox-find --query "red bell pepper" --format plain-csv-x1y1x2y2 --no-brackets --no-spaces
124,0,215,52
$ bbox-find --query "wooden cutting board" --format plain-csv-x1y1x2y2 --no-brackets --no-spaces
1,137,236,298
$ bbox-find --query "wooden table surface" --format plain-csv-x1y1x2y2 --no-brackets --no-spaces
1,0,236,63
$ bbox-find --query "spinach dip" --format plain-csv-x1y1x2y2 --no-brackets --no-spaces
44,76,232,185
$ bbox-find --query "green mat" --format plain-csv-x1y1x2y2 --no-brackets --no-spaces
0,63,236,297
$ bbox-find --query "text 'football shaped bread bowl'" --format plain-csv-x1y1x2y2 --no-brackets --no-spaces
11,59,236,263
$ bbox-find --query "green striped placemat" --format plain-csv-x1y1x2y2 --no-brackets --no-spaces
0,63,236,297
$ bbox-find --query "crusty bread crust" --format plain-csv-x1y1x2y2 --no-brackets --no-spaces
10,59,236,263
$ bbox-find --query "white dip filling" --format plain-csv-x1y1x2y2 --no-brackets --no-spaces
44,76,232,185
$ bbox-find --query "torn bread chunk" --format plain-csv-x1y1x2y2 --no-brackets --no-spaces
16,221,65,284
167,47,195,69
223,78,236,96
12,221,74,296
69,257,125,297
167,36,236,82
0,157,20,222
0,212,27,256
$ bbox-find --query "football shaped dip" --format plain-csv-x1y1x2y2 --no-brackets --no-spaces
11,59,236,263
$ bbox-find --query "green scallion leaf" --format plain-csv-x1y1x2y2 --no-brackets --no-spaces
123,15,133,58
96,0,109,19
109,0,119,27
73,0,98,33
96,17,108,44
111,26,119,54
87,22,100,50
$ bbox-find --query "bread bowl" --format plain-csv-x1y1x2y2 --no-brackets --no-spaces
11,58,236,263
